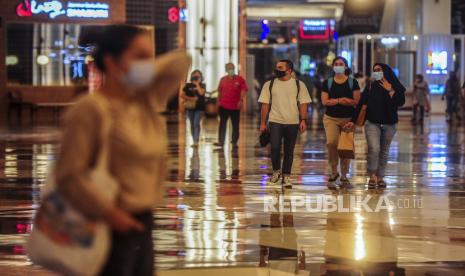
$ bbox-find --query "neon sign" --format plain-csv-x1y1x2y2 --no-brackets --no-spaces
168,7,179,23
16,0,110,19
300,19,330,40
426,50,448,75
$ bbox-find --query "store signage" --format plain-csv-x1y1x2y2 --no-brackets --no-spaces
300,19,328,40
16,0,110,19
300,19,335,40
426,50,448,75
381,37,400,47
167,7,188,23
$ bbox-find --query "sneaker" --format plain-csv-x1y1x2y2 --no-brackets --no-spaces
340,177,353,189
282,175,292,189
268,171,281,185
327,173,339,190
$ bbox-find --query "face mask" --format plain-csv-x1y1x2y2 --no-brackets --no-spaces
333,66,345,74
227,69,235,76
372,71,384,81
122,59,155,89
274,69,287,78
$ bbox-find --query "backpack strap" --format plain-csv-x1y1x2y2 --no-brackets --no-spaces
295,79,300,103
348,76,354,91
269,78,275,106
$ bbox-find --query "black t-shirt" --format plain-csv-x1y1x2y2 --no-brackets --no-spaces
183,82,206,110
322,78,360,118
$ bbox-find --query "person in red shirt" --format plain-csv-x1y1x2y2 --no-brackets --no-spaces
215,63,248,147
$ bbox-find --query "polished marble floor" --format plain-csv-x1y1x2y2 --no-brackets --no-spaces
0,111,465,275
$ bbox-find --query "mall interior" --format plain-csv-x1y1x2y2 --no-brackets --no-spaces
0,0,465,275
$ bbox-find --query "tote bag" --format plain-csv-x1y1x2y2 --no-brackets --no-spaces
337,131,355,159
26,96,118,276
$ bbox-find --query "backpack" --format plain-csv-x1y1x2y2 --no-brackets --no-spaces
327,76,354,92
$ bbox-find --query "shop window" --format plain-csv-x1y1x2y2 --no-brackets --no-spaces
6,23,99,87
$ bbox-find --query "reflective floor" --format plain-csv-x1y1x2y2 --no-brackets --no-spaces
1,110,465,275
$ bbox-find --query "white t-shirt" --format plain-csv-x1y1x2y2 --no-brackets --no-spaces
258,78,312,124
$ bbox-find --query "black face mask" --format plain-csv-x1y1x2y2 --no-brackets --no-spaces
274,69,287,78
191,76,200,82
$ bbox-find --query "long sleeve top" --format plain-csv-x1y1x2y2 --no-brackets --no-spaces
352,81,405,125
55,52,191,218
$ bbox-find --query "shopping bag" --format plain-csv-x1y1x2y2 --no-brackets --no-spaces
26,96,117,276
337,131,355,159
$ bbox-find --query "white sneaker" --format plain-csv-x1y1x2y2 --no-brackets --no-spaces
268,171,281,185
282,175,292,189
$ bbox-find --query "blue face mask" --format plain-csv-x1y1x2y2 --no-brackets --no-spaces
372,71,384,81
333,66,345,74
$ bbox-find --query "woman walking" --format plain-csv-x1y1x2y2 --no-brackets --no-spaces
321,56,361,189
411,74,430,124
345,63,406,189
182,70,206,146
55,25,190,275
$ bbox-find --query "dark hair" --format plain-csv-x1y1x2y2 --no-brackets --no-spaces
191,69,204,82
278,59,294,71
332,56,352,76
93,25,146,72
373,63,406,94
415,74,424,82
354,72,364,78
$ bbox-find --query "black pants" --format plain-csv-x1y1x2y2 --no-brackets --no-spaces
269,122,299,175
218,107,240,145
100,212,154,276
413,104,425,121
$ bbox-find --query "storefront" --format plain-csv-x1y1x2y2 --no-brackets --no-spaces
0,0,130,105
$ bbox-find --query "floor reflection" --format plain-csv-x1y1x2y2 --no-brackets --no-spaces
1,114,465,275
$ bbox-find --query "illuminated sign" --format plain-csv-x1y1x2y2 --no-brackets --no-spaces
16,0,110,19
381,37,400,47
168,7,179,23
426,50,448,75
300,19,329,40
179,8,188,22
168,7,188,23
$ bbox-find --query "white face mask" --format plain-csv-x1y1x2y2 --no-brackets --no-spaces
122,59,155,89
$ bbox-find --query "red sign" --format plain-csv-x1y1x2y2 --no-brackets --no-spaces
16,0,33,17
168,7,179,23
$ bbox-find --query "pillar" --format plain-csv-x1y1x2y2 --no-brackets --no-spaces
186,0,239,91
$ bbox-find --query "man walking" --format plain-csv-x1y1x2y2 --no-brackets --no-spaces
215,63,248,148
259,60,311,188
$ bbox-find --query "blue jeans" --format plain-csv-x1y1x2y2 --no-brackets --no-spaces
364,121,397,177
186,110,203,143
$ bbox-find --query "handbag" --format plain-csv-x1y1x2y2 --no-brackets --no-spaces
26,96,118,276
184,98,197,110
337,130,355,159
